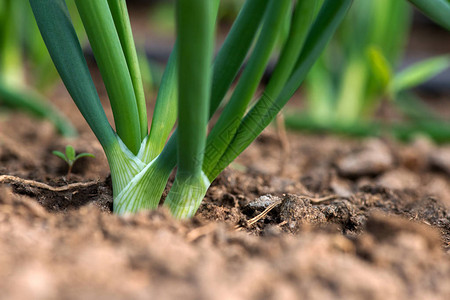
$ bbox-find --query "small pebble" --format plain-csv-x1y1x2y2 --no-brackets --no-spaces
336,139,394,177
247,195,282,209
429,147,450,175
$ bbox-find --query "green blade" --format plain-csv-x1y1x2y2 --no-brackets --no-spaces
143,0,270,165
203,0,291,178
211,0,353,180
65,145,76,161
408,0,450,30
264,0,319,105
209,0,270,116
75,0,141,154
28,0,116,148
175,0,214,175
52,151,69,163
392,55,450,93
107,0,148,138
144,43,179,163
164,0,215,217
75,153,95,160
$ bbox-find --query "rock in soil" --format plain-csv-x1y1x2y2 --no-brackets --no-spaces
336,139,394,178
430,146,450,175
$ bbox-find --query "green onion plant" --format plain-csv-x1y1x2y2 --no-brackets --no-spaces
29,0,450,218
285,0,450,141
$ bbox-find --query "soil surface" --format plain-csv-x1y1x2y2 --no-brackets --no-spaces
1,88,450,299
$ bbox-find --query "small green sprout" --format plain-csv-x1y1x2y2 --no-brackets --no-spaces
52,145,95,178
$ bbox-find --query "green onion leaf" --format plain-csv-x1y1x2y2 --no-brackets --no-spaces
203,0,291,179
75,0,142,154
29,0,116,149
146,0,270,165
264,0,319,106
107,0,148,138
164,0,215,218
209,0,270,115
143,43,178,163
392,55,450,93
211,0,353,180
408,0,450,30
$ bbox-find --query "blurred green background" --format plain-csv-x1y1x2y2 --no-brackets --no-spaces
1,0,449,142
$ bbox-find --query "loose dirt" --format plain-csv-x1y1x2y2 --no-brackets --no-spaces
1,94,450,299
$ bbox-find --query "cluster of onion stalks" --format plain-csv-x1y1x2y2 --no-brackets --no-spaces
29,0,449,218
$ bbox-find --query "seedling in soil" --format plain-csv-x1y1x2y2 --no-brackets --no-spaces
52,145,95,178
29,0,450,218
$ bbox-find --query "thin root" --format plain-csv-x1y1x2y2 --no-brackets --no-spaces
305,195,341,203
0,175,98,192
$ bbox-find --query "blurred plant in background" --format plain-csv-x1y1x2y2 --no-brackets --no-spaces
0,0,79,136
285,0,450,142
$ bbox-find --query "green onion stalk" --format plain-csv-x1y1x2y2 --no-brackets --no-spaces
408,0,450,30
29,0,449,218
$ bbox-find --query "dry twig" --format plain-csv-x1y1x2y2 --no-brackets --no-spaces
306,194,341,203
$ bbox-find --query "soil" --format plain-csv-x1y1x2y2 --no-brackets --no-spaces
1,90,450,299
1,8,450,298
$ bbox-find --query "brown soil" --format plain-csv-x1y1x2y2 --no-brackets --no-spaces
1,91,450,299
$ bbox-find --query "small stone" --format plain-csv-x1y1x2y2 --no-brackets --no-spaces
430,147,450,175
247,195,282,210
377,169,420,190
337,139,394,177
398,136,433,171
330,177,353,198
